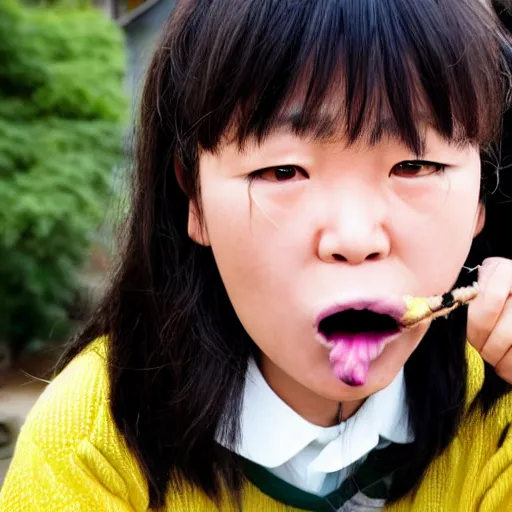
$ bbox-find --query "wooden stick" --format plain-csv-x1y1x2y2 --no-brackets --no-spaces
401,283,479,328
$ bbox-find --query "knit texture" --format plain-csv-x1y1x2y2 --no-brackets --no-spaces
1,339,512,511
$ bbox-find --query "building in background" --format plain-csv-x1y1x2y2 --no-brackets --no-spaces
94,0,177,104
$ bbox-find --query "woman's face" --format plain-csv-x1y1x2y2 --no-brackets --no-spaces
189,121,484,424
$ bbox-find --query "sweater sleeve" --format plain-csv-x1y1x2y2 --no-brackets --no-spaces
0,340,149,512
477,433,512,511
0,432,136,512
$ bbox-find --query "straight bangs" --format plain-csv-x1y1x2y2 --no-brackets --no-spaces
171,0,511,159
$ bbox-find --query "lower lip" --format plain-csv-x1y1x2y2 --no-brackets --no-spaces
321,331,401,387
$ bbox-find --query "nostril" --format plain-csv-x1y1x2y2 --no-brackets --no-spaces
332,253,380,262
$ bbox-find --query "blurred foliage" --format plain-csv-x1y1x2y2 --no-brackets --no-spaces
0,0,127,354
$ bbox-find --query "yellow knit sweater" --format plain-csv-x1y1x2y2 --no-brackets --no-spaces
1,340,512,511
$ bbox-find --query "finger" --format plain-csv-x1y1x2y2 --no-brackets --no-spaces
478,257,503,289
495,346,512,385
467,259,512,353
479,298,512,366
480,257,507,269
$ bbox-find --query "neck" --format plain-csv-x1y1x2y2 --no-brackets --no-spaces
260,355,364,426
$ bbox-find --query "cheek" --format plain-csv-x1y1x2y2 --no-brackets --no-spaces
392,169,481,292
199,177,317,365
200,166,311,273
201,179,301,305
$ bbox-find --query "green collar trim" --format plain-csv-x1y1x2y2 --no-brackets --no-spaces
242,442,405,511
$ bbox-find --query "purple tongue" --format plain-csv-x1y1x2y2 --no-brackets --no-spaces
329,334,385,386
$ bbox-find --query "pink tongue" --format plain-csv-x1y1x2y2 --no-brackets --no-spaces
328,335,385,386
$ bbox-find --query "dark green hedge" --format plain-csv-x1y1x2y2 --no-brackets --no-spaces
0,0,127,353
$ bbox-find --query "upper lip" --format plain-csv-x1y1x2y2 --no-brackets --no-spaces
315,297,407,328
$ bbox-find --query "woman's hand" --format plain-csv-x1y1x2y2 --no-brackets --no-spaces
468,258,512,383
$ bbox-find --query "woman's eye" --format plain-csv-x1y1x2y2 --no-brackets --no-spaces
249,165,307,182
392,160,446,178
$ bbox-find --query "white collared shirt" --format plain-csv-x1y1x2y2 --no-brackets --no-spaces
217,359,413,496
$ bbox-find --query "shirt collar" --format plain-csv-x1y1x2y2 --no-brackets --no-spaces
217,358,413,471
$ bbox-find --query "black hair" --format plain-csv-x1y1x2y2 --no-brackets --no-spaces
58,0,512,509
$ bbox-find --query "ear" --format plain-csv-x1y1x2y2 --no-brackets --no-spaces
174,153,187,194
174,155,211,246
473,202,486,238
188,200,210,246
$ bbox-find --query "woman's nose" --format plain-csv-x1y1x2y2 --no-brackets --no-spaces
317,192,390,265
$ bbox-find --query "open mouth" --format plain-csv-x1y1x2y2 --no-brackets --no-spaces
317,307,402,387
318,309,401,344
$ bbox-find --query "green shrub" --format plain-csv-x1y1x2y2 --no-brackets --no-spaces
0,0,127,354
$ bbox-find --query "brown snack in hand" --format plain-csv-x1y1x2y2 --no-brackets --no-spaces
401,283,479,328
